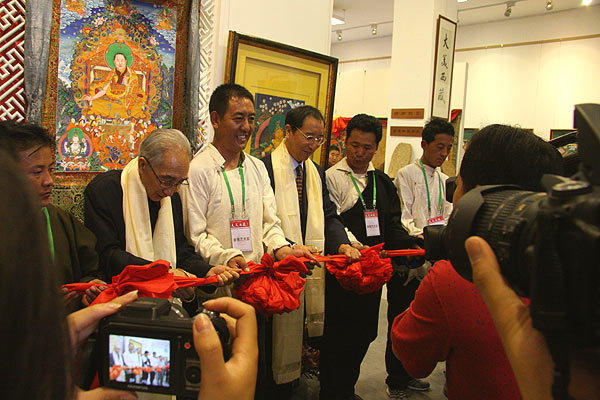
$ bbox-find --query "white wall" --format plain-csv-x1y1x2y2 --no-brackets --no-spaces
213,0,334,90
456,6,600,137
331,5,600,152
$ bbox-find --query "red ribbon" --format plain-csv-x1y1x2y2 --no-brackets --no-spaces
62,245,425,312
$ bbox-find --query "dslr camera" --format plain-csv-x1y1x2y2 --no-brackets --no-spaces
425,103,600,351
98,297,231,400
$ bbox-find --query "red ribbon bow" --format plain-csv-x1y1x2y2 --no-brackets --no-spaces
234,253,309,315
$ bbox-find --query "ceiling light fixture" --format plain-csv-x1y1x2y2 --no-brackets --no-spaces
545,0,554,10
457,0,467,3
371,24,377,35
504,1,515,17
332,9,345,25
581,0,592,5
337,30,342,41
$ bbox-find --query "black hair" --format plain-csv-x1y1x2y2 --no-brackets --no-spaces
0,121,54,160
209,83,254,117
459,124,564,192
285,105,324,131
422,118,455,143
0,150,72,400
329,145,340,153
345,113,383,145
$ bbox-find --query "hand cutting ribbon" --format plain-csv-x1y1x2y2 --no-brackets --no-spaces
62,245,426,314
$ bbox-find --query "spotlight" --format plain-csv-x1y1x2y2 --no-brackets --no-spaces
504,1,514,17
337,31,342,41
371,24,377,35
582,0,592,5
545,0,553,10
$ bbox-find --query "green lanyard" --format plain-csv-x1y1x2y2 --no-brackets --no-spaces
221,156,246,218
42,207,55,261
349,171,376,210
419,159,443,216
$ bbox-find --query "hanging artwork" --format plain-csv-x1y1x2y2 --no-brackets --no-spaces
431,15,457,120
251,93,305,159
45,0,191,172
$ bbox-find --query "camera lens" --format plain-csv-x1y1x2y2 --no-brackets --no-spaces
185,366,201,384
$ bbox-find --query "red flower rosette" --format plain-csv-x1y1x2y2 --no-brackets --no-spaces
109,365,124,380
325,243,393,294
142,367,152,373
155,367,162,373
234,253,309,315
133,367,142,375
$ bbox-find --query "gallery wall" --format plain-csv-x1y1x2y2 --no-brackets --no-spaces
331,5,600,169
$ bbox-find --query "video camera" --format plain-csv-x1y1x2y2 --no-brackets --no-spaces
97,297,231,400
425,104,599,351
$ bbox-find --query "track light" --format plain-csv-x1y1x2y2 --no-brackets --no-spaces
337,31,342,41
504,1,515,17
371,24,377,35
545,0,553,10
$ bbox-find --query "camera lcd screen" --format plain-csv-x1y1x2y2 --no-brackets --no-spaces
109,334,171,388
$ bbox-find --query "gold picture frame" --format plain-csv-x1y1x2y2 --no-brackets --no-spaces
224,31,338,167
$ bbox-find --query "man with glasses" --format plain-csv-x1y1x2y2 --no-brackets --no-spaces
261,105,360,399
85,129,233,304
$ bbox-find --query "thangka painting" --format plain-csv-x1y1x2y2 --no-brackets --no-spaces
55,0,179,171
249,93,305,159
550,129,578,157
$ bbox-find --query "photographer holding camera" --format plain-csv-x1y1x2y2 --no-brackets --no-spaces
391,124,563,400
0,150,258,400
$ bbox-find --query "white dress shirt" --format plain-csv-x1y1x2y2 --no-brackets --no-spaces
325,157,376,244
183,144,289,265
123,350,140,367
394,159,453,236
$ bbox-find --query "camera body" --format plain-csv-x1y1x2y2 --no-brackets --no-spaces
424,104,600,349
98,297,231,399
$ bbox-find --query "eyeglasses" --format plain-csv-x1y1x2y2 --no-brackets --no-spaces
296,127,325,145
142,157,189,189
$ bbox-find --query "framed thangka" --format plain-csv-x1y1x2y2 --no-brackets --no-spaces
225,31,338,167
431,15,457,120
44,0,192,172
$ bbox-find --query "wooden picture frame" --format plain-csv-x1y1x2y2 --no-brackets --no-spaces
225,31,338,167
431,15,457,120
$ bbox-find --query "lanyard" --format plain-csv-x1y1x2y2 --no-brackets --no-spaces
42,207,55,261
221,156,245,217
419,159,443,216
349,171,376,210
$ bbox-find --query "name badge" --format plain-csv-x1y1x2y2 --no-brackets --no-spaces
364,210,381,237
230,219,252,252
427,215,445,226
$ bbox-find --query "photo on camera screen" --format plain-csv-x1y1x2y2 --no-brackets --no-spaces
109,334,171,387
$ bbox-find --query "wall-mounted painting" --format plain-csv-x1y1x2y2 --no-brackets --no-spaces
225,31,338,167
43,0,193,173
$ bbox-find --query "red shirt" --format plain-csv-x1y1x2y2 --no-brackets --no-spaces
391,260,522,400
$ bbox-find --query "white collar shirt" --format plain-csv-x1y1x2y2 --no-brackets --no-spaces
325,157,376,244
123,350,139,368
394,158,453,236
182,144,289,265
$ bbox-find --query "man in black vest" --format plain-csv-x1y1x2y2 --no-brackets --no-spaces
325,114,426,399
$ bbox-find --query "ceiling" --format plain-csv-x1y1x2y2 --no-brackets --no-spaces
331,0,598,43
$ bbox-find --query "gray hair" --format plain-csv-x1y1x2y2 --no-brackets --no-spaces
139,129,191,166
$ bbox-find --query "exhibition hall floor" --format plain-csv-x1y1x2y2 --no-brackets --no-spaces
292,286,447,399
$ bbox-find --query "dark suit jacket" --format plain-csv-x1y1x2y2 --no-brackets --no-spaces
84,170,212,280
262,153,350,255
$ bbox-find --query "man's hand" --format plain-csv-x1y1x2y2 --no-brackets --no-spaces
206,265,242,286
82,279,108,307
193,297,257,400
62,288,81,309
352,242,368,251
275,245,320,269
228,255,249,272
172,269,197,300
338,243,361,262
465,236,554,400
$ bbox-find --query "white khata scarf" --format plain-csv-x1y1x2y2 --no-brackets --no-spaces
121,157,177,268
270,140,325,384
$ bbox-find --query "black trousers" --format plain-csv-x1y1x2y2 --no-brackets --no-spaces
319,341,370,399
384,271,421,389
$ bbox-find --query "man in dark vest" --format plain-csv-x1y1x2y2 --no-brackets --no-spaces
325,114,426,399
